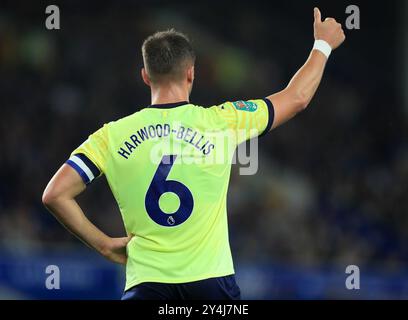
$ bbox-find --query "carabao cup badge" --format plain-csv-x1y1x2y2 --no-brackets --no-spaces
232,101,258,112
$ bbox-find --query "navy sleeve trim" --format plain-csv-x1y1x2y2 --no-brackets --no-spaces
65,153,101,185
76,153,101,178
259,98,274,138
66,159,91,185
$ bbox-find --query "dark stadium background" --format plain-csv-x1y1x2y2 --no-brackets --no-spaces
0,0,407,299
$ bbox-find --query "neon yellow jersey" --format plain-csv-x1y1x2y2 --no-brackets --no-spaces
66,99,273,290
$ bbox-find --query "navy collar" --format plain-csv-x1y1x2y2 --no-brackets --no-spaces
149,101,189,109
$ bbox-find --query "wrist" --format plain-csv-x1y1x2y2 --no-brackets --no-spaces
313,39,332,59
97,235,113,256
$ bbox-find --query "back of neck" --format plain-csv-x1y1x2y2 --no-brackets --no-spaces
150,84,189,105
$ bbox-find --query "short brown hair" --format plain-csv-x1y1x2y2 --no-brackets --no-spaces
142,29,195,84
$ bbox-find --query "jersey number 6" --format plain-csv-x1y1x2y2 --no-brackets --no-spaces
145,155,194,227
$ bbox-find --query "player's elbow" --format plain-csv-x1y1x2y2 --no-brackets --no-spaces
41,190,53,208
293,91,310,112
283,87,310,113
42,186,59,208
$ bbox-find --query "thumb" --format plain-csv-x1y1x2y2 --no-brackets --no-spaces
314,7,321,24
123,234,134,244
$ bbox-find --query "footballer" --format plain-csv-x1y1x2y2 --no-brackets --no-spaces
42,8,345,300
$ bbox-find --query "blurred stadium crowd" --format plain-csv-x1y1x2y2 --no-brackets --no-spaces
0,1,407,298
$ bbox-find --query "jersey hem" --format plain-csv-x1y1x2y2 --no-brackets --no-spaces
124,270,235,292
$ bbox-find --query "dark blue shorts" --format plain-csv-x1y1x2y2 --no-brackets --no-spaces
121,275,241,300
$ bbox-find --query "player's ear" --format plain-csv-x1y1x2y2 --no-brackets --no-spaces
187,65,194,84
141,68,151,87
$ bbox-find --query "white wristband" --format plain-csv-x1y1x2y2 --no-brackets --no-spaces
313,40,332,59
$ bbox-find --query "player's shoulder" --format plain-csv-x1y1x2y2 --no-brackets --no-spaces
185,103,225,120
103,101,244,130
195,99,266,113
105,107,151,129
188,102,225,114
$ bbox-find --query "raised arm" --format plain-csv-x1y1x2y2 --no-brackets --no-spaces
267,8,345,129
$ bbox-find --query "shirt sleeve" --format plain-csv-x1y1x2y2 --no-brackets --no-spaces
66,124,109,185
211,98,274,145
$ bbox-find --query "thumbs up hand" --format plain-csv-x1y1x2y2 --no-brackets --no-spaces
313,7,346,50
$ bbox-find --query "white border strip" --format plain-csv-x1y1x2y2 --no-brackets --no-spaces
69,155,95,182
